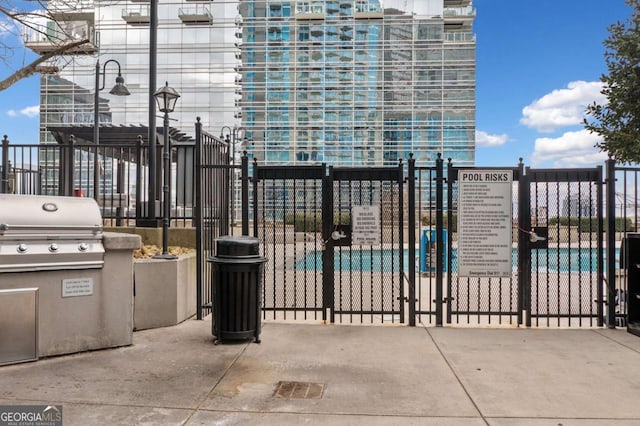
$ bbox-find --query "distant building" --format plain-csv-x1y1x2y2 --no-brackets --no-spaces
562,194,595,217
25,0,476,189
238,0,476,166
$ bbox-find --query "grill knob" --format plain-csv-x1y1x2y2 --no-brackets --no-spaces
78,243,88,252
17,244,28,253
49,243,59,253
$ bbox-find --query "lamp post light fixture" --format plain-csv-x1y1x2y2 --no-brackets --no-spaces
220,126,247,229
153,81,180,259
93,59,130,200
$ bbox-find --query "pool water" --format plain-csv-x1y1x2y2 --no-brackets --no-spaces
294,247,615,273
528,247,611,272
295,249,406,272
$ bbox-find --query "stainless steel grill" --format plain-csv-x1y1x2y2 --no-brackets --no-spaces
0,194,104,272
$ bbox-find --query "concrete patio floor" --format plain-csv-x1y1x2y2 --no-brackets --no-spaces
1,319,640,425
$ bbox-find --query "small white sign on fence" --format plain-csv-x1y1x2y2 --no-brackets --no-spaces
352,205,381,246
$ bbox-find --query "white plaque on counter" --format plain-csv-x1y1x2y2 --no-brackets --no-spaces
62,278,94,298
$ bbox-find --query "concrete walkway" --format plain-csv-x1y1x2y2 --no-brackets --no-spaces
1,320,640,425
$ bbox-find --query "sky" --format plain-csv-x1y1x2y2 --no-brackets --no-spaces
0,0,635,168
474,0,632,168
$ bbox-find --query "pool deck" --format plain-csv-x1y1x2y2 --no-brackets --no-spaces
2,319,640,425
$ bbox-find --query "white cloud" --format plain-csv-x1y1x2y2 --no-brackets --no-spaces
20,105,40,117
520,81,606,133
531,129,608,168
7,105,40,118
476,130,508,147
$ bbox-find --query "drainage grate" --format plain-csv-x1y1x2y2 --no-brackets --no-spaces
274,381,325,399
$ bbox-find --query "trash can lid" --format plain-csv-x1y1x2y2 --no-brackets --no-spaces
216,235,260,257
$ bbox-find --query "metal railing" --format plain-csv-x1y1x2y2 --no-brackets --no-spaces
0,131,211,228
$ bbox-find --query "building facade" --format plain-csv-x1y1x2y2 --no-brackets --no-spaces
237,0,476,166
25,0,240,146
26,0,475,172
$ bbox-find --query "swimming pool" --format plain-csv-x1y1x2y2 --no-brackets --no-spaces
294,247,613,273
295,248,406,272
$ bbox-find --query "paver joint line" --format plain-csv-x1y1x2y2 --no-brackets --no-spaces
421,324,490,426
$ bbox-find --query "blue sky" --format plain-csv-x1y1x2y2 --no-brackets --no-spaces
475,0,632,168
0,0,635,166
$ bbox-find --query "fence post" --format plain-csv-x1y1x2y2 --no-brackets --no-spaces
135,135,143,221
1,135,8,194
252,157,259,238
194,118,203,320
446,158,454,325
519,163,532,327
116,155,125,226
408,154,416,326
398,158,405,323
322,164,335,323
241,152,249,236
605,158,616,328
66,135,76,196
435,154,444,326
93,137,99,201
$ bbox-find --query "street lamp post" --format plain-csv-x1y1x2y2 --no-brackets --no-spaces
94,59,130,200
148,0,159,225
153,82,180,259
220,126,247,229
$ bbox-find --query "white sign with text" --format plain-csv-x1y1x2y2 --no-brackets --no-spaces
457,170,513,277
352,205,381,246
62,278,94,298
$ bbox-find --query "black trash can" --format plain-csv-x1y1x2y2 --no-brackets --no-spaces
622,233,640,337
208,235,266,344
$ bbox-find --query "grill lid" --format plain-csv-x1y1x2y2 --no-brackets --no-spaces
0,194,103,239
0,194,104,272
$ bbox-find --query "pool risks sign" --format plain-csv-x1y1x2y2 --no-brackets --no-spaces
457,170,513,277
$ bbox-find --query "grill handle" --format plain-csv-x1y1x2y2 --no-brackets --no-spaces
0,224,102,232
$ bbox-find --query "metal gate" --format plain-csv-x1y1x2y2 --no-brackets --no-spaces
443,162,524,326
202,151,608,328
252,161,405,324
411,158,605,328
194,120,238,320
606,159,640,328
521,167,604,327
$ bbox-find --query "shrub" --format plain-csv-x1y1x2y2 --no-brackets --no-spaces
284,212,351,232
547,216,633,232
285,212,322,232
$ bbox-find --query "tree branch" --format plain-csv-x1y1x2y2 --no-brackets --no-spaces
0,38,90,92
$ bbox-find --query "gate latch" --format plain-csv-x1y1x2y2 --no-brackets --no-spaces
320,230,347,251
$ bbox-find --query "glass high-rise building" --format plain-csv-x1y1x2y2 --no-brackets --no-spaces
26,0,475,170
237,0,476,166
25,0,240,146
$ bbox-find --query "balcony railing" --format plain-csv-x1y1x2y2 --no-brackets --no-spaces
443,6,476,18
122,6,150,25
178,6,213,25
22,21,97,54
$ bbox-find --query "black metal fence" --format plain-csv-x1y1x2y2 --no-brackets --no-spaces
606,159,640,328
1,123,233,322
5,131,640,329
250,161,405,324
443,162,524,327
1,132,199,227
194,120,241,319
233,155,618,328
